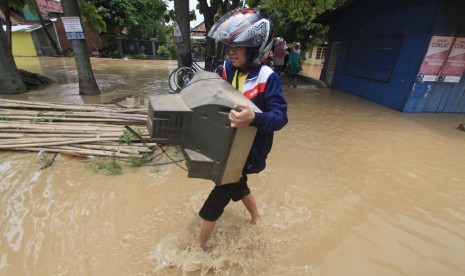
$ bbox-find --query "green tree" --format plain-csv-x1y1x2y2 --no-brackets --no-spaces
89,0,137,55
78,1,107,34
90,0,137,30
126,0,168,41
194,0,342,57
61,0,100,95
88,0,171,56
261,0,344,48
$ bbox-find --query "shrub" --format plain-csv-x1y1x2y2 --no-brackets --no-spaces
157,45,169,56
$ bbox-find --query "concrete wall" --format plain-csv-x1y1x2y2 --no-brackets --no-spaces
12,32,36,56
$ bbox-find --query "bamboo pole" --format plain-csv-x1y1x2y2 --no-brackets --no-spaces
0,99,154,158
0,99,125,111
0,137,119,149
13,147,86,157
0,122,125,132
4,115,145,123
0,136,122,145
16,147,142,158
57,144,151,154
0,108,147,120
0,132,124,139
0,129,121,134
49,146,142,158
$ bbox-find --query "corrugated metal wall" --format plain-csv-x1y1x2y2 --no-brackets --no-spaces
404,0,465,112
320,0,465,113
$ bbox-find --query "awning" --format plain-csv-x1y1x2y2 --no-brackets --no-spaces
313,0,361,24
2,24,42,32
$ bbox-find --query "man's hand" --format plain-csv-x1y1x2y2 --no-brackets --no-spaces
229,103,255,128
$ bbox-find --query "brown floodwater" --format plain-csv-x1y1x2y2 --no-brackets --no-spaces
1,57,465,275
301,62,323,80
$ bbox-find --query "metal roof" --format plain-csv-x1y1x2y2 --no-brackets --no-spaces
2,24,43,32
312,0,361,24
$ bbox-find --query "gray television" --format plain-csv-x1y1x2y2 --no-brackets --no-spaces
147,70,261,185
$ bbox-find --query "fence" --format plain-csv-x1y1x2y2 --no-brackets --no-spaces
116,38,206,60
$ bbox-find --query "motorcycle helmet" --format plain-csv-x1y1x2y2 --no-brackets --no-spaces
208,7,274,68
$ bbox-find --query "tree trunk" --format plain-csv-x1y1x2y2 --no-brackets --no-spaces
31,2,62,56
174,0,191,67
0,0,13,45
198,0,218,69
61,0,100,95
0,26,27,95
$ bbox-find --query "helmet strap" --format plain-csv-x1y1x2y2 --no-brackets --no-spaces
246,47,261,68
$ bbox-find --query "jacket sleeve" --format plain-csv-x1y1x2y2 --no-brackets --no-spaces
250,72,288,132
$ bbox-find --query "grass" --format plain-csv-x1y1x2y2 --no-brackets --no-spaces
87,154,122,175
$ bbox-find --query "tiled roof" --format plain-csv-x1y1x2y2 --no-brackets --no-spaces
191,22,206,36
0,0,63,25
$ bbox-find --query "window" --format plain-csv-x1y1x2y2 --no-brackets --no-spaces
344,36,403,82
316,47,326,60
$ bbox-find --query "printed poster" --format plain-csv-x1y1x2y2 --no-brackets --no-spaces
62,17,85,40
439,37,465,83
417,36,455,82
173,22,183,44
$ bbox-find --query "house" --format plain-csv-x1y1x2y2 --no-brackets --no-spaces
314,0,465,113
0,0,103,56
190,21,207,42
2,24,44,56
304,44,327,65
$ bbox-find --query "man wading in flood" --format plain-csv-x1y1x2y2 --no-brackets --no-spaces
197,7,288,250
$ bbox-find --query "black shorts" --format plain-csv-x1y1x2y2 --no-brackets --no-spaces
199,175,250,221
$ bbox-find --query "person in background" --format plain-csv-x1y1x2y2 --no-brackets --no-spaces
283,46,291,74
198,7,288,250
273,38,287,75
285,42,302,88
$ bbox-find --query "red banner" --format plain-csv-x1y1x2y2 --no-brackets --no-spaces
439,37,465,83
417,36,455,82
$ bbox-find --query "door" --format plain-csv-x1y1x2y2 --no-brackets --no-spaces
325,40,340,86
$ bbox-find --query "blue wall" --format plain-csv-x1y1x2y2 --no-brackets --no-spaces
404,0,465,112
320,0,465,113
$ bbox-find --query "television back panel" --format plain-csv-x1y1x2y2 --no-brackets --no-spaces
147,94,192,145
148,71,261,185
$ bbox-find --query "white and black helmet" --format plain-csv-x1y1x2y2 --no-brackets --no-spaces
208,7,274,67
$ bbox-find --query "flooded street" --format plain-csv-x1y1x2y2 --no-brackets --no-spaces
8,57,178,104
1,57,465,275
301,61,323,80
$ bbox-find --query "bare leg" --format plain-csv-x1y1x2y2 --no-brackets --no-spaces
241,193,260,224
198,220,216,250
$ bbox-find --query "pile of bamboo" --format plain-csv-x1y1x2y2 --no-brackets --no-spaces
0,98,156,158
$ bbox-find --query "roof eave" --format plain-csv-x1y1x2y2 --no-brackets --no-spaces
312,0,362,24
